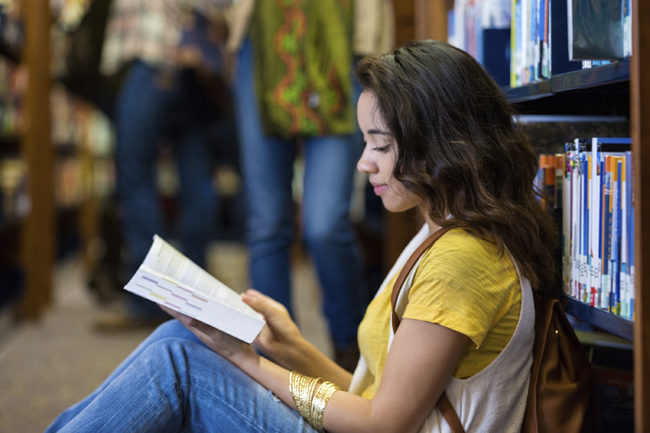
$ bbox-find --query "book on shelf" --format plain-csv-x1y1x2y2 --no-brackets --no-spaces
550,137,633,320
448,0,512,86
509,0,582,86
446,0,633,86
124,235,265,344
567,0,626,61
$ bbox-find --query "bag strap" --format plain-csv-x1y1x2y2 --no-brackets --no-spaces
390,227,466,433
391,227,449,333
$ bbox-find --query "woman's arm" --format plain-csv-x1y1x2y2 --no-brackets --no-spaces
321,318,469,433
168,304,468,433
241,290,354,389
236,317,468,433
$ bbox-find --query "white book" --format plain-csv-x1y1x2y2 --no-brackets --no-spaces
562,151,571,295
124,235,265,344
571,141,581,299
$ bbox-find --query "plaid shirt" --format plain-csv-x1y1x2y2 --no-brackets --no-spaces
100,0,230,75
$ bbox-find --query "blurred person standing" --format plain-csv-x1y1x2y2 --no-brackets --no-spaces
94,0,231,330
225,0,394,371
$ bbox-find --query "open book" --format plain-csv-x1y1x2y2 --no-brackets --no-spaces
124,235,265,344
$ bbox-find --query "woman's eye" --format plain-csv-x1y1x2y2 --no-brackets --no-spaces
374,145,390,153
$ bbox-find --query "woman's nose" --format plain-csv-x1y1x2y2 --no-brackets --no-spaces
356,150,376,174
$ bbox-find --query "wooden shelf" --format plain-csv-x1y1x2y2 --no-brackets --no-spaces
506,61,631,104
505,80,553,103
414,0,647,429
552,60,630,93
0,39,21,63
563,296,634,341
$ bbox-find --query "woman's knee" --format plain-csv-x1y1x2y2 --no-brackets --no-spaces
150,319,203,344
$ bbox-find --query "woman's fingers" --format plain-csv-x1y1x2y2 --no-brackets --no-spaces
160,305,207,331
242,289,287,318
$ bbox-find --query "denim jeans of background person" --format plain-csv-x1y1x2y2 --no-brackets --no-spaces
93,0,231,329
45,320,317,433
108,60,219,325
234,38,364,370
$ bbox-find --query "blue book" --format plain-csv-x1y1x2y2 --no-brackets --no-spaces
538,0,546,42
598,157,606,308
483,29,511,87
612,159,623,315
515,0,522,86
602,158,613,310
550,0,581,75
448,9,456,45
591,137,631,308
629,151,635,319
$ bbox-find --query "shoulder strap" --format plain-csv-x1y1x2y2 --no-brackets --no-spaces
390,227,466,433
390,227,449,333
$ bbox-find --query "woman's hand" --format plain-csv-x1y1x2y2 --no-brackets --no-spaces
241,289,306,368
160,305,257,364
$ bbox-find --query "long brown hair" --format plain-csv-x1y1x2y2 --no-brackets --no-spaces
356,40,559,296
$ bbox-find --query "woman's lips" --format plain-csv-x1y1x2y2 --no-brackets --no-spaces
373,185,388,195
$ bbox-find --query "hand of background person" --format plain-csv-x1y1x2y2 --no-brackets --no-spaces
241,289,306,368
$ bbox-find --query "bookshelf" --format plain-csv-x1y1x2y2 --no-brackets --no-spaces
15,0,55,318
563,295,634,341
507,60,630,103
0,0,114,319
416,0,649,430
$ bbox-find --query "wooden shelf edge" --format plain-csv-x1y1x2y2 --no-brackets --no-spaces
552,60,630,93
562,295,634,341
506,61,631,104
506,81,553,103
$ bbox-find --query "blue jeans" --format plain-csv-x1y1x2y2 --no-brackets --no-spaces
116,61,218,318
234,39,363,348
46,320,316,433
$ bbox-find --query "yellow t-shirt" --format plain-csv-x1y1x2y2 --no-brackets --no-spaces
357,229,521,399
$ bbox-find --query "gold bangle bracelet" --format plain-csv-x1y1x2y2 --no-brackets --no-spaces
289,371,321,422
309,381,341,433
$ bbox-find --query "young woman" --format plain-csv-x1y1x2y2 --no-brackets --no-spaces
46,40,558,433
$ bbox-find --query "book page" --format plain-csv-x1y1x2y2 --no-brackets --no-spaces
141,235,263,319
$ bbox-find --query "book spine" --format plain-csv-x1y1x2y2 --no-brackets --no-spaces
571,143,580,298
597,155,605,309
511,0,518,86
612,158,623,315
566,0,573,60
619,158,624,316
625,151,633,319
628,152,636,320
590,139,601,308
587,154,596,305
602,156,612,311
581,153,589,304
562,144,572,295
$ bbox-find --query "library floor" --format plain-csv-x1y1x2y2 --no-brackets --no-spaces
0,242,333,433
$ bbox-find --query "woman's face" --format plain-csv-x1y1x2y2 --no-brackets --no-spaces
356,91,419,213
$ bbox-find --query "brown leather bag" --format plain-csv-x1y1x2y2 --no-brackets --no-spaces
391,229,596,433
